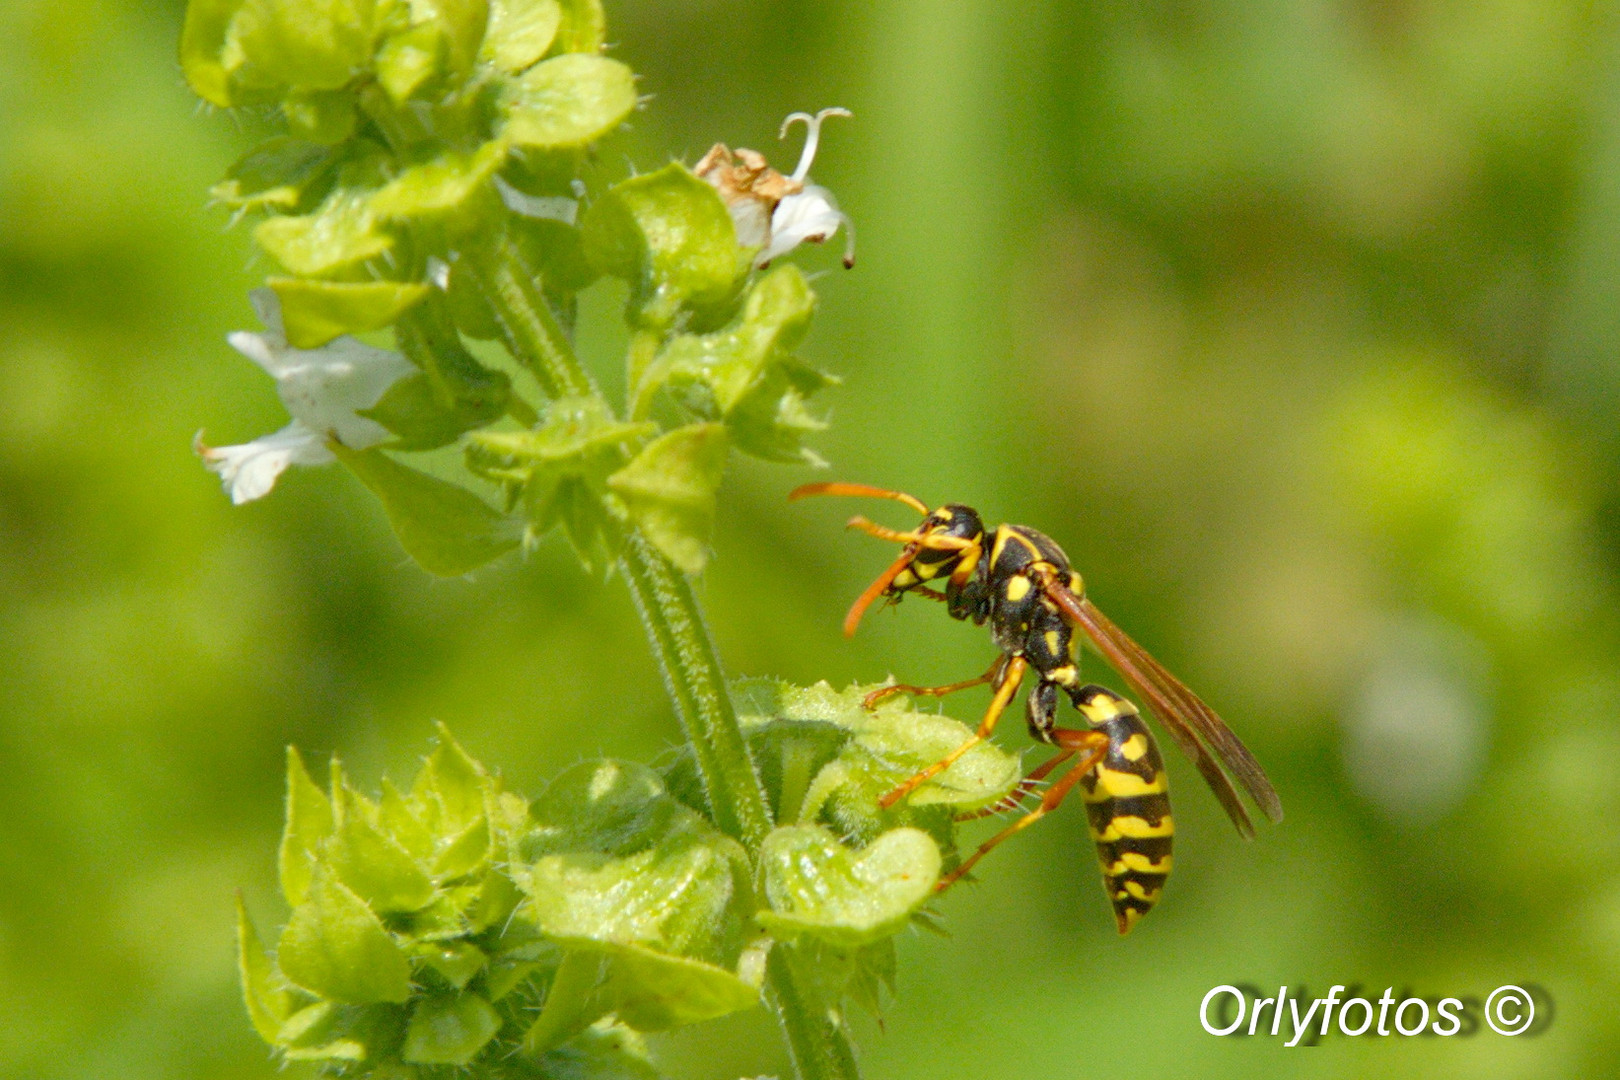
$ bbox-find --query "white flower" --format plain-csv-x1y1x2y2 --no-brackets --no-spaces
196,288,416,504
695,107,854,270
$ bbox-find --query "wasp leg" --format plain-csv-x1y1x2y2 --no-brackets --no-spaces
846,516,973,550
862,655,1007,711
954,744,1073,821
878,656,1028,809
935,727,1111,892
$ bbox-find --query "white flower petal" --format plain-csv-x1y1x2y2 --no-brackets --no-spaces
759,185,855,268
196,422,333,504
729,198,772,250
247,287,285,339
272,336,415,448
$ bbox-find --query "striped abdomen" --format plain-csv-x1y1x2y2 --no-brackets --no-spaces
1076,688,1173,934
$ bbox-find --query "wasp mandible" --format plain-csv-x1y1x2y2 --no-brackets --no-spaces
790,482,1283,933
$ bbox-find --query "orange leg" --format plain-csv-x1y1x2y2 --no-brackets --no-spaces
954,743,1075,821
862,655,1007,711
935,727,1111,893
879,656,1028,809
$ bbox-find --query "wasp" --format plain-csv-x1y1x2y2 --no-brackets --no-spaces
790,482,1283,933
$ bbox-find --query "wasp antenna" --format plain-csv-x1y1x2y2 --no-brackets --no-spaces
843,546,917,637
789,481,930,516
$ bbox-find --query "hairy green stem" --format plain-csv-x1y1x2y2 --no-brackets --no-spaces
465,236,595,400
767,947,864,1080
617,530,772,845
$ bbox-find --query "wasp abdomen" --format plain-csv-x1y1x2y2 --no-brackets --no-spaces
1076,688,1174,934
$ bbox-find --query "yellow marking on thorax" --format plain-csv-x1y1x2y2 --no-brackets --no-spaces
1043,629,1061,654
1004,575,1032,602
1119,734,1150,761
989,527,1013,566
1090,814,1175,841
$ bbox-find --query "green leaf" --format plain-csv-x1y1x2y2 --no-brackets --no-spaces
416,940,488,989
518,760,752,961
275,1002,366,1060
466,397,652,481
281,746,334,908
483,0,560,72
580,163,742,329
282,88,358,143
378,778,436,860
375,21,441,102
524,944,759,1052
523,836,744,957
553,0,605,53
331,795,437,913
402,991,501,1065
181,0,252,107
422,721,488,832
465,396,653,564
512,215,599,292
366,300,512,451
539,1025,668,1080
278,873,413,1004
635,265,833,463
254,191,393,277
434,814,492,879
227,0,381,93
211,137,333,212
266,277,429,349
331,445,521,576
236,895,293,1044
367,139,507,225
606,423,728,574
276,1000,408,1062
757,825,941,947
424,0,491,75
500,54,637,149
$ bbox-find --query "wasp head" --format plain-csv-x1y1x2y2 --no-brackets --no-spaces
888,503,984,591
786,482,988,636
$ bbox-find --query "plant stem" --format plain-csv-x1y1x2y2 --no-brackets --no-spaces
465,236,595,400
767,946,864,1080
620,532,862,1080
617,530,771,846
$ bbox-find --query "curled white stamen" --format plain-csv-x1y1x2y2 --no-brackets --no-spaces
780,107,852,183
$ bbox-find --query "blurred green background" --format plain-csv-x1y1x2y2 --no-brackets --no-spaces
4,0,1619,1076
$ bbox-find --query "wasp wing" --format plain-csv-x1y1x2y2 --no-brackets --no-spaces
1042,580,1282,835
1079,597,1283,823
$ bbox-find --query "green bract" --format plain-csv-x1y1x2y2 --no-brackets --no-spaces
582,164,744,330
666,679,1023,849
332,445,522,575
758,825,941,947
606,423,729,574
242,729,698,1078
501,54,638,149
634,265,836,464
268,277,430,348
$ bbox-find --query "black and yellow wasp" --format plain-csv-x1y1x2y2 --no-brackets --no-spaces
791,482,1283,933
